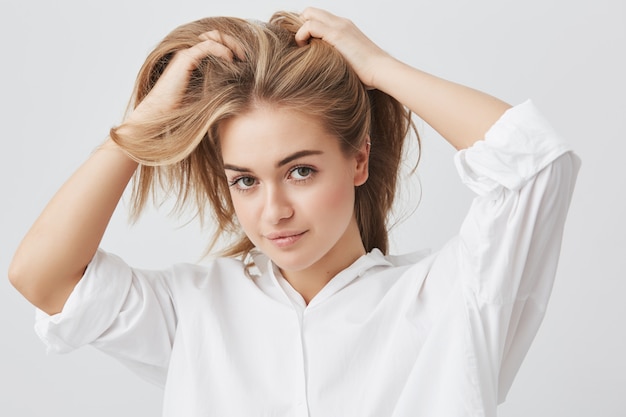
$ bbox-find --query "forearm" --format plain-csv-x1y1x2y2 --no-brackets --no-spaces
9,139,138,315
373,56,511,150
295,8,510,149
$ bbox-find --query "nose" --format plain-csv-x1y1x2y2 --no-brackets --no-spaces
262,184,294,225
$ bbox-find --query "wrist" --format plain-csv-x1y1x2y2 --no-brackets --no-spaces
369,54,404,93
96,137,138,167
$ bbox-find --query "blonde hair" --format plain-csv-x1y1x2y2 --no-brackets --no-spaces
110,12,418,258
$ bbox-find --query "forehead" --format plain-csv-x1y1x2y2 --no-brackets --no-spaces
219,106,341,164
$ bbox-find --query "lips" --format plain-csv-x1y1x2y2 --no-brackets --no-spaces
264,230,307,248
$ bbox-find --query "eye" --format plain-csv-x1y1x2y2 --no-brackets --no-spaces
290,166,314,181
230,176,257,190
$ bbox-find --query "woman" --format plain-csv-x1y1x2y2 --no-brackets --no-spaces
9,7,579,417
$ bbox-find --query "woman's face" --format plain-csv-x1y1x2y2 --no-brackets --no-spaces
219,105,369,278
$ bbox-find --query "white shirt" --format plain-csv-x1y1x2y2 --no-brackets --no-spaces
35,101,580,417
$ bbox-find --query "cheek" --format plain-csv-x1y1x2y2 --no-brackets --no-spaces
230,194,257,232
311,179,355,217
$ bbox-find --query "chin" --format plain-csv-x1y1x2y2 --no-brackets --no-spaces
270,256,313,274
265,249,321,274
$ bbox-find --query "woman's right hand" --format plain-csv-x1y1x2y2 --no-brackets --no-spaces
124,31,245,126
8,31,245,316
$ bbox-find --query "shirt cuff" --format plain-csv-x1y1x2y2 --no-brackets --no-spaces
34,249,133,354
454,100,572,196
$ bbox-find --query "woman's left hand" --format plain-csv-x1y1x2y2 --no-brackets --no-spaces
295,7,392,89
296,7,511,150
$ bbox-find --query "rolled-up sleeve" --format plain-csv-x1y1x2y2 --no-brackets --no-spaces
35,249,177,386
455,100,573,198
453,100,580,302
440,100,580,403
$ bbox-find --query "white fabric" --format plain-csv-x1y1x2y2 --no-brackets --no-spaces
35,100,580,417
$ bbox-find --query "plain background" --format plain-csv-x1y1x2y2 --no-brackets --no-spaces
1,0,624,415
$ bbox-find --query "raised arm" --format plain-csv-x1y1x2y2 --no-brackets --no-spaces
8,32,244,315
8,142,137,315
296,7,511,150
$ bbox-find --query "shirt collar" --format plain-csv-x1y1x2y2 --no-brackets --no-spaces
253,248,393,310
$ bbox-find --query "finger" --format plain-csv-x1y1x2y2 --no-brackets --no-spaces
296,8,343,47
294,21,311,46
300,6,336,22
218,33,246,61
177,38,235,65
295,18,333,47
296,8,320,46
199,30,246,61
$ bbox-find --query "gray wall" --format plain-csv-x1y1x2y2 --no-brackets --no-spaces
1,0,624,415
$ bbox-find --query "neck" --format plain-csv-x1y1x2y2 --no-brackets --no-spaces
280,218,365,305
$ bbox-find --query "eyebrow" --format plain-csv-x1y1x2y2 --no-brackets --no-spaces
223,150,323,172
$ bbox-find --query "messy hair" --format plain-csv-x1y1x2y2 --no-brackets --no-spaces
110,12,418,258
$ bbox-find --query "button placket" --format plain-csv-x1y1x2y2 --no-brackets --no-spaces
292,308,309,417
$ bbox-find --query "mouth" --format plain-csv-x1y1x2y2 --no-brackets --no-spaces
264,231,307,248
